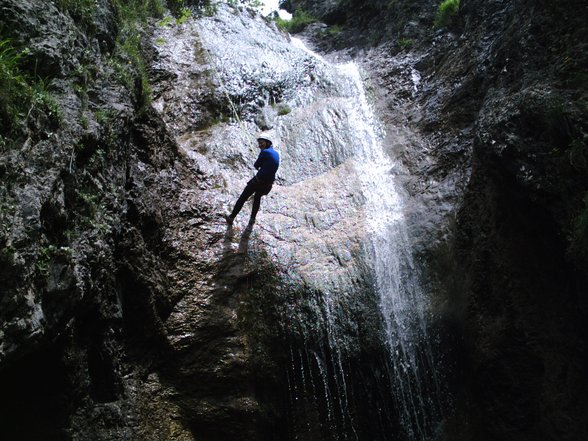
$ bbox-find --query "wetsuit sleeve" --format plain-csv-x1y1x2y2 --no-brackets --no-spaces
254,151,265,170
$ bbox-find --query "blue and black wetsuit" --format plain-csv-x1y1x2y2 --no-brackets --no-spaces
229,145,280,221
254,145,280,183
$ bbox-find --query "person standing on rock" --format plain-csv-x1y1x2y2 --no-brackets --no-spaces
225,132,280,226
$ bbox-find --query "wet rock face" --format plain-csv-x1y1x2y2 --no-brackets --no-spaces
151,6,367,188
149,5,405,439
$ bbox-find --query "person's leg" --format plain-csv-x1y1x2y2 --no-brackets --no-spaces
250,192,262,222
249,182,273,223
230,181,256,219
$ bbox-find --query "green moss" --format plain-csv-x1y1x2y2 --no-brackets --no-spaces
328,24,344,36
398,38,414,50
434,0,460,28
277,105,292,116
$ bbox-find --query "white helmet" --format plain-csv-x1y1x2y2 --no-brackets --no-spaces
256,130,273,145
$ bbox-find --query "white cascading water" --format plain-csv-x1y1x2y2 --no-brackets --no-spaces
292,38,445,440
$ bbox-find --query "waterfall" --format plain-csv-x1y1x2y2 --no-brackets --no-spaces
291,39,446,441
151,7,447,438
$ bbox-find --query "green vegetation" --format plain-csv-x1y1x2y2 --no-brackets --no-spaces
113,0,166,23
167,0,221,17
203,2,218,16
245,0,264,8
107,0,168,107
157,7,193,26
277,105,292,116
94,108,116,126
0,39,62,145
176,7,193,24
398,38,414,50
226,0,264,9
0,39,29,134
36,244,73,276
434,0,460,28
31,77,63,121
157,15,175,27
108,0,225,106
2,0,173,143
0,199,16,239
328,24,344,36
0,244,16,267
56,0,98,31
275,9,317,33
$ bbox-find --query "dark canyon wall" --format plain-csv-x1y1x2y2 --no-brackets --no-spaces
0,0,228,439
423,1,588,440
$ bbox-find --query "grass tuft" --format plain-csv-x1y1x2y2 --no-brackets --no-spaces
434,0,460,29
